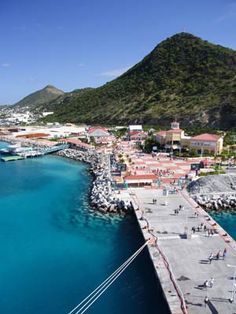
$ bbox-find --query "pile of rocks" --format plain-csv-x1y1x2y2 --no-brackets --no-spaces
194,195,236,211
188,174,236,212
57,148,132,214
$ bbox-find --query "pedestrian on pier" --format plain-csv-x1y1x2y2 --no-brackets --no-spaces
222,248,227,260
204,280,209,288
216,250,221,260
209,253,214,264
209,277,214,288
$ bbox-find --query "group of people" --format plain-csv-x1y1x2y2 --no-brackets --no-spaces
208,248,227,263
174,204,184,215
152,168,174,177
191,222,217,237
204,277,215,288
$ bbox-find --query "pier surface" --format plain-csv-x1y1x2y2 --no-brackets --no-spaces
119,188,236,314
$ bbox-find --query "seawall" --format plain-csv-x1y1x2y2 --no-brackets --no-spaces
57,148,132,214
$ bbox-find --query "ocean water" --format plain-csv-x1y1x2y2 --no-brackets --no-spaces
0,142,170,314
211,212,236,240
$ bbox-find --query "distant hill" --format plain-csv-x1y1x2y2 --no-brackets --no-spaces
13,85,64,111
42,33,236,129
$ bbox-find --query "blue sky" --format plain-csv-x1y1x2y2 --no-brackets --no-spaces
0,0,236,104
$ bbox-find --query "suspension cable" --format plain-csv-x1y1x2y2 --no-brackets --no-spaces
68,240,149,314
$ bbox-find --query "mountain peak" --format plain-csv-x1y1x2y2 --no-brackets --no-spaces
43,85,64,93
13,85,64,109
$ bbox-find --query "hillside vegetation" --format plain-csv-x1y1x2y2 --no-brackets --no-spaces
14,85,64,110
42,33,236,129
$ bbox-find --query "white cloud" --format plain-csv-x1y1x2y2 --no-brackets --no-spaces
1,63,11,67
100,66,130,78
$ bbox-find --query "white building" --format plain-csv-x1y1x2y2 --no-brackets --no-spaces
128,125,143,132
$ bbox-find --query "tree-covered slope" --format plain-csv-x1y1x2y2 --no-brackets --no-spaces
45,33,236,129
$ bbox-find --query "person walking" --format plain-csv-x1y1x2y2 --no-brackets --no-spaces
209,253,214,264
209,277,214,288
216,250,221,260
223,248,227,260
204,280,209,289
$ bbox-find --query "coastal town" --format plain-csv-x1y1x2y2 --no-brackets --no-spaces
2,1,236,313
0,120,236,313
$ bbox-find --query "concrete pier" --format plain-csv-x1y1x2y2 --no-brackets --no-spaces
118,188,236,314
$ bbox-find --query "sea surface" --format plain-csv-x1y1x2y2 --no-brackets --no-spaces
211,211,236,240
0,141,170,314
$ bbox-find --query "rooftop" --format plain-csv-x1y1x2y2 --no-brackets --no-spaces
125,174,157,180
191,133,221,142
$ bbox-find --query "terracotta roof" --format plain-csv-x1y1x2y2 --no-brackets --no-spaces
125,174,157,180
191,133,221,142
16,133,49,138
88,127,108,134
65,138,92,148
156,130,166,136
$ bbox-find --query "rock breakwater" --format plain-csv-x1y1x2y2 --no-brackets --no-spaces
188,174,236,211
57,149,132,214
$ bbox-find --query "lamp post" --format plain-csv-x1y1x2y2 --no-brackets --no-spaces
227,264,236,303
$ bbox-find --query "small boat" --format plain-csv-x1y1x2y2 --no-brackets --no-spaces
0,148,10,155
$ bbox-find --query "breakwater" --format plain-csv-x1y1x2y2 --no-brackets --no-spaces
57,148,132,214
188,174,236,211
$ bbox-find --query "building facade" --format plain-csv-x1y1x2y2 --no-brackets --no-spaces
189,134,223,155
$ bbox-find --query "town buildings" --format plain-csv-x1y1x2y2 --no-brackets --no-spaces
189,133,224,155
155,121,224,155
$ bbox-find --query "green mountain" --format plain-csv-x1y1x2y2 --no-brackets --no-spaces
45,33,236,129
14,85,64,111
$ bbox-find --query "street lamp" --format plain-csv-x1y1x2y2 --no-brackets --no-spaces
227,264,236,303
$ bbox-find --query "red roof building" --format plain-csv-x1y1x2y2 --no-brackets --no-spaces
124,174,157,186
190,133,221,141
190,133,223,155
64,138,93,150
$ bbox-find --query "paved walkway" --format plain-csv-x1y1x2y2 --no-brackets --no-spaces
118,188,236,314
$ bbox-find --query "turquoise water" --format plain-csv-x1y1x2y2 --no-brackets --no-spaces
211,212,236,240
0,142,169,314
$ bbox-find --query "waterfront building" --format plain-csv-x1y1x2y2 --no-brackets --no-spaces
155,121,185,150
64,138,93,151
124,174,158,187
155,121,223,154
87,127,111,143
129,131,148,142
189,133,224,155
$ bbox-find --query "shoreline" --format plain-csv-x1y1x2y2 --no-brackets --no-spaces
57,148,133,214
0,138,131,214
